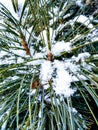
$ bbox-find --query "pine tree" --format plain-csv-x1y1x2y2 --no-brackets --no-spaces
0,0,98,130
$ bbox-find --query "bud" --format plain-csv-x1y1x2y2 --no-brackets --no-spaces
31,80,40,89
47,51,54,62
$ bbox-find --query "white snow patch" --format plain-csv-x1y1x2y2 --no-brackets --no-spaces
42,84,50,90
72,108,78,113
53,70,75,97
10,49,26,57
0,0,18,19
44,97,61,105
93,54,98,58
0,0,26,20
73,15,93,29
91,37,98,42
56,24,65,33
53,60,76,97
64,61,80,73
17,57,24,63
70,34,84,43
76,0,83,7
17,0,26,17
1,120,7,130
0,58,15,65
11,76,19,80
39,56,92,97
72,52,92,71
52,41,72,56
30,89,36,96
76,52,90,62
0,51,8,58
38,109,42,118
33,53,44,59
0,108,11,130
40,28,54,48
40,61,53,85
27,58,44,66
87,29,98,42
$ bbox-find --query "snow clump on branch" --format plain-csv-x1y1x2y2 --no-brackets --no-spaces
40,51,91,97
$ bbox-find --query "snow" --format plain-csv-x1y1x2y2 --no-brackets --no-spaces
73,15,93,29
33,53,44,59
17,57,24,63
71,74,87,82
40,61,53,85
56,24,65,33
53,60,76,97
30,89,36,96
1,121,7,130
0,0,97,99
44,96,61,105
26,60,44,66
0,108,10,130
87,29,98,42
0,1,97,130
52,41,72,56
0,0,25,20
76,52,90,62
72,108,78,113
26,52,44,66
76,0,83,7
49,7,59,25
40,28,54,49
0,0,18,19
74,52,92,71
39,60,77,97
70,34,84,43
39,51,92,97
10,49,26,57
0,57,15,65
0,51,8,58
11,76,19,80
17,0,26,17
38,109,42,118
53,68,75,97
93,54,98,58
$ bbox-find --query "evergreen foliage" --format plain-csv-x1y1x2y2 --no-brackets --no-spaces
0,0,98,129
